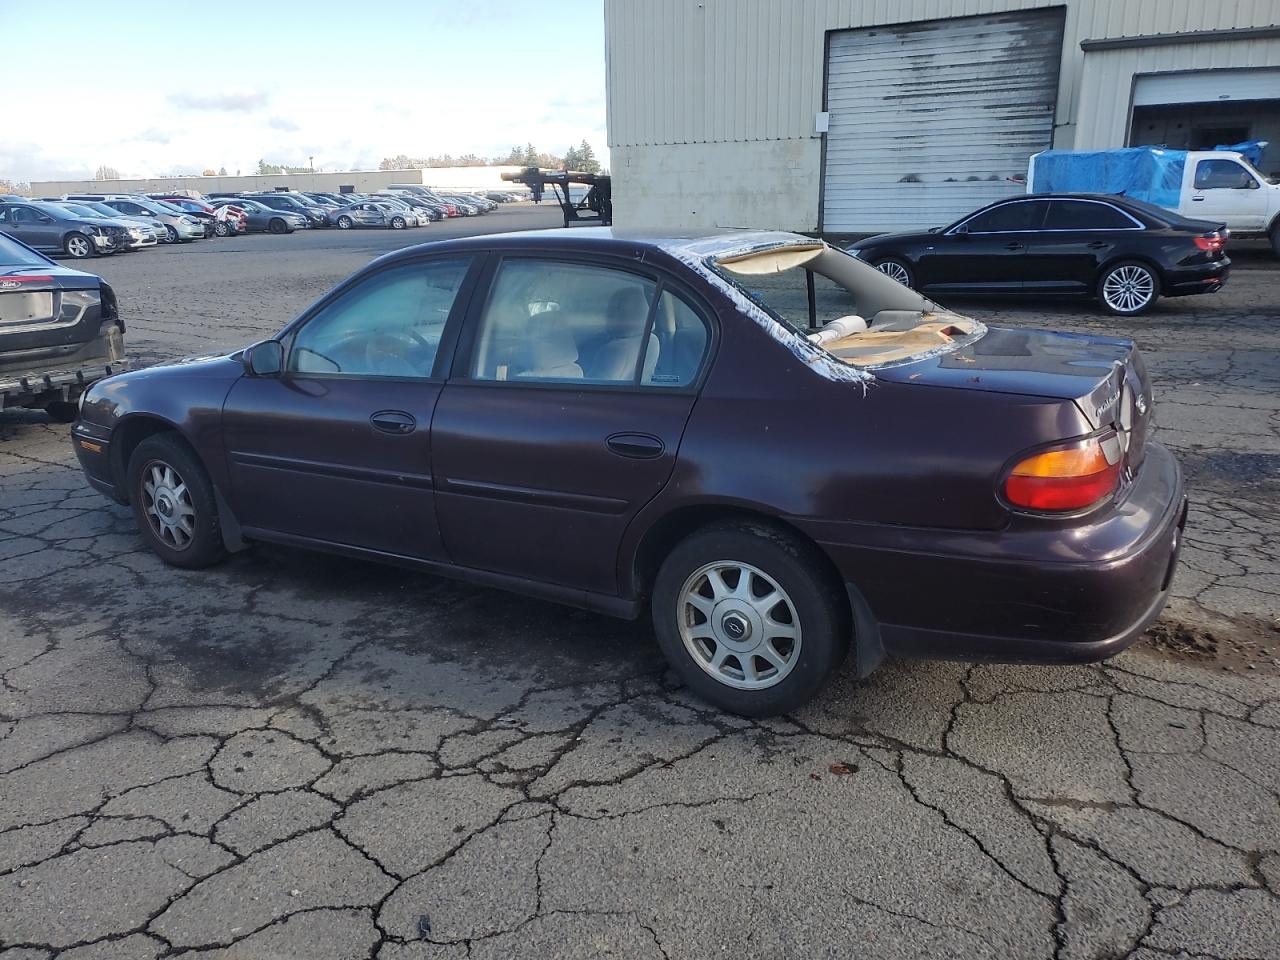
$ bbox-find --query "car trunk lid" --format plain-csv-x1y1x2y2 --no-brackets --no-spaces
873,325,1153,471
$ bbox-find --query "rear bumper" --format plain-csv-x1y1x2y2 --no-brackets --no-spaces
803,442,1187,667
1164,259,1229,296
1,326,130,410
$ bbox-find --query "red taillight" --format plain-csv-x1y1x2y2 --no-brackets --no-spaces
1004,434,1123,512
1194,234,1224,252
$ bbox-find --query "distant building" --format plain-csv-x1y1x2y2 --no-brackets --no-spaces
30,166,530,199
604,0,1280,232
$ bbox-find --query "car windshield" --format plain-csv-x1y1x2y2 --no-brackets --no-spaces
0,232,52,267
84,202,130,218
28,202,71,220
705,240,982,367
58,203,109,219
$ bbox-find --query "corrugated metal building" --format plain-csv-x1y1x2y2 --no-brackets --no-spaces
604,0,1280,232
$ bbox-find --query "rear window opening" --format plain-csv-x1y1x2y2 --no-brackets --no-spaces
711,244,982,367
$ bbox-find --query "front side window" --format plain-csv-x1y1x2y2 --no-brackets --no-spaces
289,258,471,379
470,260,659,384
1044,201,1137,230
1194,159,1257,190
962,200,1049,233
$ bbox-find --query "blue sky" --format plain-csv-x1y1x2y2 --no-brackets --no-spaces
2,0,606,183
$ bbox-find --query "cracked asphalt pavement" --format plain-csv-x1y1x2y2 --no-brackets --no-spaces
2,207,1278,959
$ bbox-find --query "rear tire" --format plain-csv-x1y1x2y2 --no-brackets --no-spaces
651,521,850,716
1269,219,1280,258
337,215,353,229
64,233,95,259
1099,260,1160,315
874,257,914,288
127,434,226,569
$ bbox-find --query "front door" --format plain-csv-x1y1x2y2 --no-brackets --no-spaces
3,206,60,253
221,255,477,560
432,256,711,596
1186,158,1266,231
921,199,1049,293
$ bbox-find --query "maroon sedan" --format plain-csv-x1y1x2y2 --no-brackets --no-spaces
71,230,1186,715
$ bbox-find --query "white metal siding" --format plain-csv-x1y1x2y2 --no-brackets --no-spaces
1132,66,1280,104
821,10,1065,232
1075,38,1280,149
605,0,1280,148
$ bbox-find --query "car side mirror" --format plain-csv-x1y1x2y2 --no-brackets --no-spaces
953,223,969,236
245,340,283,377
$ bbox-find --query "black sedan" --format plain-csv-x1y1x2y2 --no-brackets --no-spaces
848,194,1229,315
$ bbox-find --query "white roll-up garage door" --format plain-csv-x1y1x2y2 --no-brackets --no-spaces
821,9,1066,234
1133,68,1280,106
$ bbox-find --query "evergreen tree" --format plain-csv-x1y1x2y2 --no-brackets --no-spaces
575,139,600,174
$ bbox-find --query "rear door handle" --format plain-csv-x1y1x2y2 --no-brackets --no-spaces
370,410,416,435
1087,241,1108,249
1004,242,1023,250
606,432,664,459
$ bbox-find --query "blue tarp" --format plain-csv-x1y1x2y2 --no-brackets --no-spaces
1214,139,1267,167
1029,147,1186,210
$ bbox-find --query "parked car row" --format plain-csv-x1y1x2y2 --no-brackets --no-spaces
0,185,520,257
0,193,252,260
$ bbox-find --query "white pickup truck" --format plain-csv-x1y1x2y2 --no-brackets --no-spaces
1029,149,1280,255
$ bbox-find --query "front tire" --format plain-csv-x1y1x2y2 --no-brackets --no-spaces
1269,219,1280,258
213,220,229,237
127,434,226,569
268,217,287,235
64,233,95,259
1099,260,1159,315
391,216,406,230
874,257,914,288
651,522,850,716
164,225,179,244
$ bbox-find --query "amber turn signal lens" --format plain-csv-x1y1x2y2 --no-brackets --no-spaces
1005,437,1123,512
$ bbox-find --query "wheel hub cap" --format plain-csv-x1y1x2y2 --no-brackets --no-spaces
142,461,195,551
677,561,802,690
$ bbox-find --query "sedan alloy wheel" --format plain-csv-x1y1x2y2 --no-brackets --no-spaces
1100,262,1157,315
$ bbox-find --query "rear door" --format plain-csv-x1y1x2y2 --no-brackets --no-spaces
1187,158,1267,231
923,199,1049,292
1023,199,1145,292
221,254,478,560
1,206,58,252
431,255,711,596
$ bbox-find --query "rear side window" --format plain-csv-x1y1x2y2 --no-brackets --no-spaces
961,200,1049,233
470,260,659,385
1044,201,1137,230
1194,159,1256,190
647,290,708,387
289,258,471,379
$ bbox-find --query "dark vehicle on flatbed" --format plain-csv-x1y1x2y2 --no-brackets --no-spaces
1,233,126,421
71,229,1186,715
849,193,1229,316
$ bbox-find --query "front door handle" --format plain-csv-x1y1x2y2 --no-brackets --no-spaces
1004,242,1023,250
1191,196,1205,201
1087,241,1108,249
606,432,664,459
370,410,416,435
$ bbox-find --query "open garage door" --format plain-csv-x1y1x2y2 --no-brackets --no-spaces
1129,68,1280,178
821,9,1066,234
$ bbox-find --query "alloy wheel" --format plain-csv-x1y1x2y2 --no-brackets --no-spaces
140,460,196,551
1102,265,1155,313
66,235,91,258
677,561,802,690
876,260,911,285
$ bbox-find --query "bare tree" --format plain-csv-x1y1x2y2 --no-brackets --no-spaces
94,165,121,180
